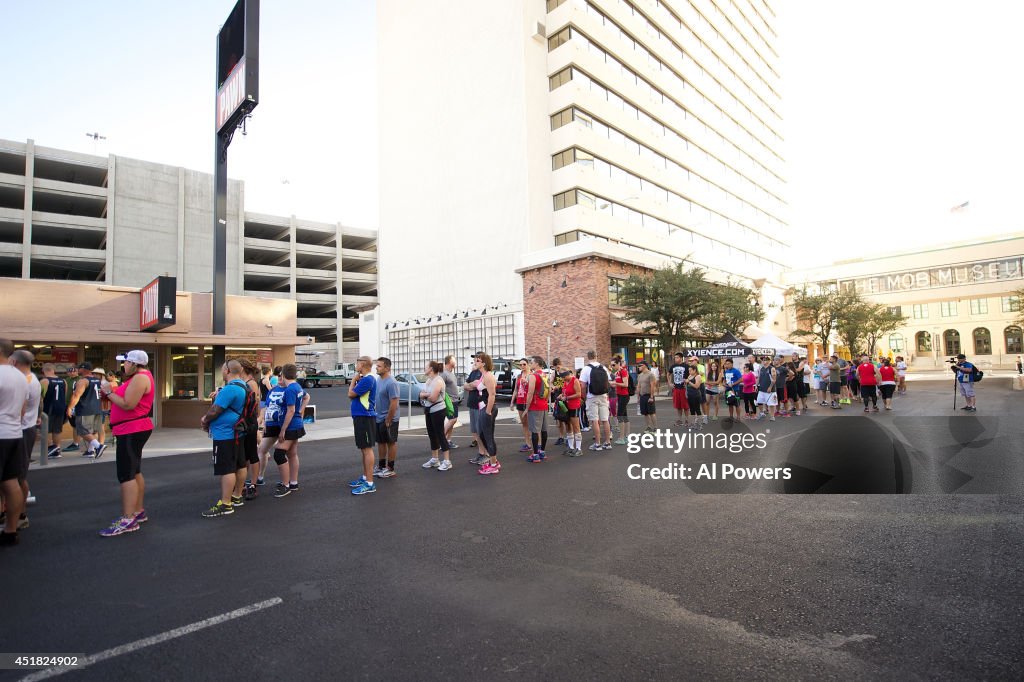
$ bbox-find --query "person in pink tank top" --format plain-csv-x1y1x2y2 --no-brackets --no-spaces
98,350,155,537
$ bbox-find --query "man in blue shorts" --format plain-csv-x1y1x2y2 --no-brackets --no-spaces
200,360,249,518
348,357,378,495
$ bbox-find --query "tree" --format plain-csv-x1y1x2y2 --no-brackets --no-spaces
864,305,908,357
698,281,761,338
790,286,852,353
834,298,873,356
618,263,715,355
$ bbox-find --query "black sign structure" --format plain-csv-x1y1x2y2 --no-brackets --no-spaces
140,276,177,332
213,0,259,373
216,0,259,135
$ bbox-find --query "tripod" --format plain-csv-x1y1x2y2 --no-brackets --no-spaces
950,364,961,412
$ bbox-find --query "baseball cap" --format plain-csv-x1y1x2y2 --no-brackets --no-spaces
78,361,93,371
116,350,149,365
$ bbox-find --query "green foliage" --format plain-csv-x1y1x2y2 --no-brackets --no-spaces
699,281,761,338
792,285,908,356
617,263,717,354
864,305,908,356
834,298,873,355
790,287,857,352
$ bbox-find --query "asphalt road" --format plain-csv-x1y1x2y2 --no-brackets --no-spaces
302,384,352,419
1,380,1022,680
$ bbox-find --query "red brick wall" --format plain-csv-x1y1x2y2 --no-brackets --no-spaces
522,257,651,365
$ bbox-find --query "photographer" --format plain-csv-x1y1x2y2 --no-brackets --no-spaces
951,353,978,412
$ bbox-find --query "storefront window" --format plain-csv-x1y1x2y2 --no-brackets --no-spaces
171,346,200,399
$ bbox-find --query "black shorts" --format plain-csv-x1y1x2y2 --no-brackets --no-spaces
46,410,66,434
840,375,848,386
776,384,787,402
243,429,259,464
829,382,842,395
21,427,37,479
212,439,246,476
0,438,21,482
376,420,399,444
516,403,526,412
564,406,579,419
786,381,798,400
639,394,656,415
116,430,151,483
353,416,376,450
263,426,305,442
798,382,810,397
448,401,459,419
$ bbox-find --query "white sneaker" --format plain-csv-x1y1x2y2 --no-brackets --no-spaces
703,416,709,424
437,459,452,471
588,443,602,451
581,426,591,432
372,464,382,475
422,457,439,469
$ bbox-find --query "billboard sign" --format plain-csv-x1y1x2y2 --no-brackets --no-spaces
216,0,259,134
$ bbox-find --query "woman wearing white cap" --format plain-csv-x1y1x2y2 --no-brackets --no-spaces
98,350,155,537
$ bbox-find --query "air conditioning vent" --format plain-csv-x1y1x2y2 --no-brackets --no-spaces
533,21,546,42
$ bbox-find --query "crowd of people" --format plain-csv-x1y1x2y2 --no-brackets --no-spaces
0,336,986,545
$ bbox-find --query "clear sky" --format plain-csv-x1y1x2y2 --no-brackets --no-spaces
2,1,1021,262
779,0,1024,259
0,0,378,229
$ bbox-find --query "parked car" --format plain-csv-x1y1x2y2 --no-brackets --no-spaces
394,372,463,405
490,357,522,400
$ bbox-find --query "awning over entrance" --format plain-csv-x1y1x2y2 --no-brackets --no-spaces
609,312,648,336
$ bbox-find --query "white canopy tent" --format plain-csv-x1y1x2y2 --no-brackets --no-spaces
748,332,807,358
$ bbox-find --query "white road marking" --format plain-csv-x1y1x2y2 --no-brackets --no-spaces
20,598,283,681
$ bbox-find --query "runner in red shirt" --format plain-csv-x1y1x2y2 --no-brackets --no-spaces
610,357,631,445
877,358,897,410
513,360,531,452
856,355,881,413
561,371,583,456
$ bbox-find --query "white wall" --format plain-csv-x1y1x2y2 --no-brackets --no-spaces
377,0,550,327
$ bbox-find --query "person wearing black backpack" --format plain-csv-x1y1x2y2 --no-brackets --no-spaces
952,353,979,412
580,350,612,451
200,360,252,518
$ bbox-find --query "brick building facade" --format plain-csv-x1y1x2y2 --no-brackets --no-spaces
521,255,651,364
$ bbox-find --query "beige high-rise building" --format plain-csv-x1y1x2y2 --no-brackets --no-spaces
376,0,788,371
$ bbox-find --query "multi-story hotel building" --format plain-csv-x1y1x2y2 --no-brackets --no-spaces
377,0,789,372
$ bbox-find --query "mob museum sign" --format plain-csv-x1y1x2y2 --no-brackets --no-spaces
831,257,1022,295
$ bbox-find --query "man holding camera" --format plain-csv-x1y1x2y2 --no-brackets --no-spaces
951,353,978,412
